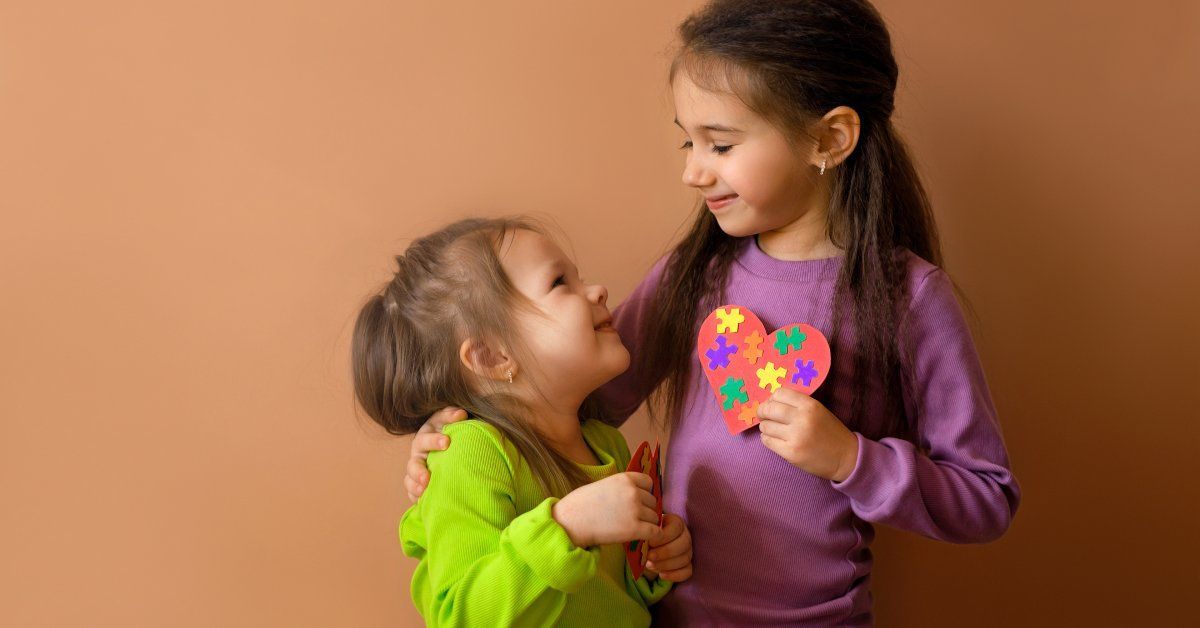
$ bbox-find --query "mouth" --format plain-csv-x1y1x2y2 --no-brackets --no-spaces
705,193,739,211
594,319,616,332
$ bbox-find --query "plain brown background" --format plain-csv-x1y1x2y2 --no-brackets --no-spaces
2,1,1197,626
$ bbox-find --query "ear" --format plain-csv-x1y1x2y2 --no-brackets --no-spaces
812,106,862,170
459,337,517,382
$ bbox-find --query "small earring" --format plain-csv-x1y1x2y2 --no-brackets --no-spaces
506,370,513,384
819,158,828,176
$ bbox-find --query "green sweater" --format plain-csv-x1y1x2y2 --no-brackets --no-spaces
399,419,671,627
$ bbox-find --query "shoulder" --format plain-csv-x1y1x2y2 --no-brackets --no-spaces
898,249,957,312
895,250,974,348
429,419,517,476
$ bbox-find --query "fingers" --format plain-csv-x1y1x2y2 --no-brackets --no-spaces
648,547,692,573
406,456,430,489
404,475,423,503
760,389,819,423
420,406,467,433
756,417,783,438
637,487,658,511
649,514,684,548
411,431,450,458
648,532,691,566
625,472,653,492
638,506,661,526
637,521,663,541
756,399,790,423
657,563,693,583
770,387,808,405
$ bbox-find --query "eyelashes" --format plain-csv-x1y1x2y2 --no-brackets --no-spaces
679,139,732,154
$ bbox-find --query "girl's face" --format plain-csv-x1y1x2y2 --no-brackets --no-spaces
672,72,826,238
499,229,630,404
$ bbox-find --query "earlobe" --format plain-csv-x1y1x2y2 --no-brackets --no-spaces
459,337,517,382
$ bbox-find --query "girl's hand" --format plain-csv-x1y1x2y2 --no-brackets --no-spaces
757,388,859,482
645,513,693,582
404,406,468,503
552,472,662,548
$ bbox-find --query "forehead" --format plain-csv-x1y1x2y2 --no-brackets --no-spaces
671,72,756,130
498,228,567,273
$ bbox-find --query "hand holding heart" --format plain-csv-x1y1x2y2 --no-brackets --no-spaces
758,388,859,482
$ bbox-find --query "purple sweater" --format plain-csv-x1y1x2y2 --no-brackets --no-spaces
598,238,1020,626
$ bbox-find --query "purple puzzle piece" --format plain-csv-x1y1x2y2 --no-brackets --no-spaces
792,359,820,386
705,335,739,370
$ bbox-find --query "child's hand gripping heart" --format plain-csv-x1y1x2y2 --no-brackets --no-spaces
757,387,859,482
551,472,663,548
645,513,693,582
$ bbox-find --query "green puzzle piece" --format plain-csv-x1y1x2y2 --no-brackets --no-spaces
719,377,748,410
773,326,807,355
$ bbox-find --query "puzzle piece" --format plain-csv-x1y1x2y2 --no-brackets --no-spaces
719,377,748,410
743,331,764,364
792,359,820,387
738,400,760,426
773,326,807,356
715,307,745,334
704,335,739,370
756,362,787,392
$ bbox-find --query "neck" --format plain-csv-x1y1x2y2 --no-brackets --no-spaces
522,394,596,465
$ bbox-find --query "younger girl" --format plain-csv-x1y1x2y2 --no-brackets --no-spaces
408,0,1020,625
352,217,693,627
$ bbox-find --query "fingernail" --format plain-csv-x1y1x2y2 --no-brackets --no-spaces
439,437,449,448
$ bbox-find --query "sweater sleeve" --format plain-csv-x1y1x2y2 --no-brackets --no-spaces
403,422,600,626
830,268,1021,543
593,256,670,426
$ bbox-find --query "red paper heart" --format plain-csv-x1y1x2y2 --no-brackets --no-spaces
696,305,832,434
624,441,663,580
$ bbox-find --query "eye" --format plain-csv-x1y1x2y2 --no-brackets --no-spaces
679,139,693,150
552,274,566,288
712,144,732,155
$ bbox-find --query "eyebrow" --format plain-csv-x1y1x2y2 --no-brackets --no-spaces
674,118,743,133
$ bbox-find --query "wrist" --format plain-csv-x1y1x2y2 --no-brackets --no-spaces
831,432,860,483
551,498,591,548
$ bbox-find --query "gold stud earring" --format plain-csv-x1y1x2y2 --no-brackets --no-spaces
507,370,514,384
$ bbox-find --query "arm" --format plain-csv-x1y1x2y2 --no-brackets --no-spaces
830,268,1021,543
402,423,597,626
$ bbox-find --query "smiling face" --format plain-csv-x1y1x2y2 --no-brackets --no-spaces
498,229,630,406
672,72,828,239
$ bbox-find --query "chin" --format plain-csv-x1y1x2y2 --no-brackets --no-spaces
598,346,632,383
712,211,766,239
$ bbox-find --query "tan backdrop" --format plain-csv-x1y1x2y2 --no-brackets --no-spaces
2,1,1196,626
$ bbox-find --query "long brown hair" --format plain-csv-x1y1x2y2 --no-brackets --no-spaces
351,217,602,496
640,0,942,441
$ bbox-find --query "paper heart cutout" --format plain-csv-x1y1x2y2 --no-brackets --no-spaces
696,305,832,435
624,441,663,580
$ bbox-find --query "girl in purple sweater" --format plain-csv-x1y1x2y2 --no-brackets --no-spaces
405,0,1019,624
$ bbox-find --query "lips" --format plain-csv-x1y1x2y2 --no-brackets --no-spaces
706,194,738,211
594,319,616,332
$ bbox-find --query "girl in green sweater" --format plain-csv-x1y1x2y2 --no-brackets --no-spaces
351,217,693,627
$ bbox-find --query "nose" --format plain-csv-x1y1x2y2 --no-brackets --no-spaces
587,282,609,306
682,153,715,188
